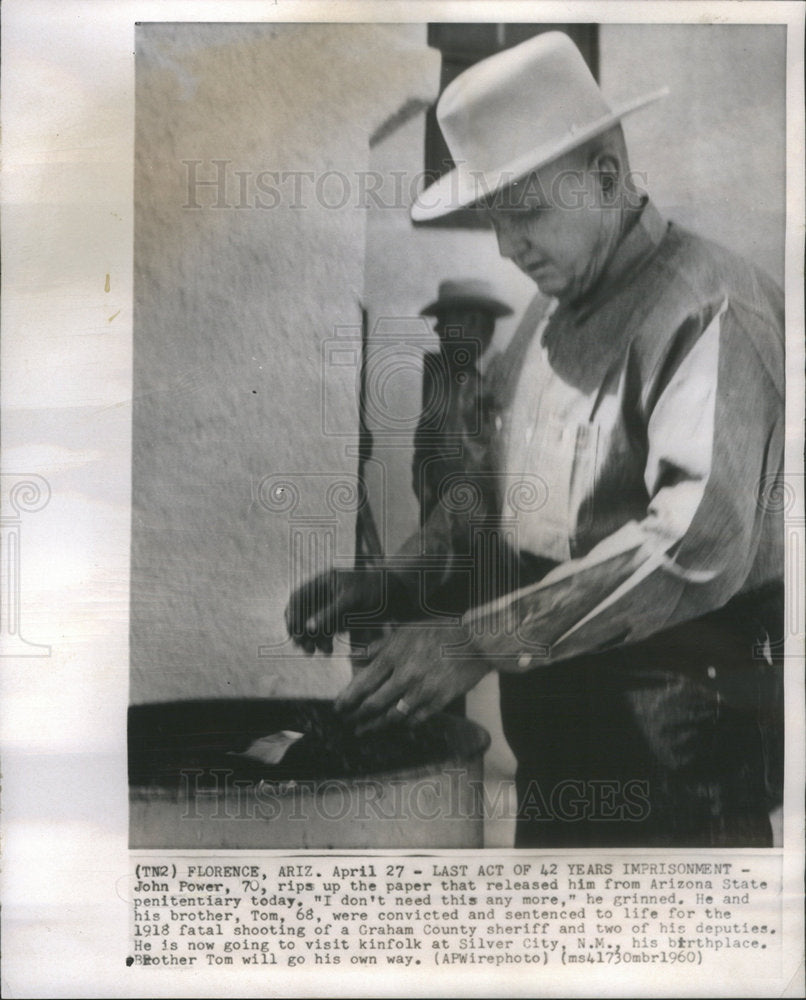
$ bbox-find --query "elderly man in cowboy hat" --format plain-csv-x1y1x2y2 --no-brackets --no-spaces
286,32,784,846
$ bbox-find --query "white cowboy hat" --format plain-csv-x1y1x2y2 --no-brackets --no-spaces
420,278,513,318
411,31,668,222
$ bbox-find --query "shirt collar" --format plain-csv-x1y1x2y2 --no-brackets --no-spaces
564,198,669,325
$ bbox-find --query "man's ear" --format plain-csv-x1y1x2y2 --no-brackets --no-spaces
590,151,622,205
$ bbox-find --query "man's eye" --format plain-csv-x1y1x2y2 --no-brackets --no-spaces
522,199,544,215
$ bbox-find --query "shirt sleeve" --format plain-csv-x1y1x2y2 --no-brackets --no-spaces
464,296,785,669
381,493,470,620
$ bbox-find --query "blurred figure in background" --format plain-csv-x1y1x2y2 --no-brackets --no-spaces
412,279,512,521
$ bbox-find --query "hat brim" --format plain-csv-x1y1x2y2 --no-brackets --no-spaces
411,88,669,222
421,295,513,318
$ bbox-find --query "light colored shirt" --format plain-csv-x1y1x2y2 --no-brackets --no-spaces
463,200,784,668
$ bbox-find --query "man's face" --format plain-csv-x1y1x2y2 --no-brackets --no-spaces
435,308,496,356
486,155,614,300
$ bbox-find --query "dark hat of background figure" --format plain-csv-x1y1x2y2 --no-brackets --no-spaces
420,278,514,319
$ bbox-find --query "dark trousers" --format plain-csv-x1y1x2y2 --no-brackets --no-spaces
499,592,783,848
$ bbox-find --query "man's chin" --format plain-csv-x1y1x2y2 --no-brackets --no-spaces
527,270,567,298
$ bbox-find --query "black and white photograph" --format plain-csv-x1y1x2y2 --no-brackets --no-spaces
2,2,804,997
130,19,786,851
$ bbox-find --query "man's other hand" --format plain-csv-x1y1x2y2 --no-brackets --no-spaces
284,568,384,655
334,623,491,732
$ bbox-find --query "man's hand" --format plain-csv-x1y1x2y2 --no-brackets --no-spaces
334,623,491,733
284,568,384,654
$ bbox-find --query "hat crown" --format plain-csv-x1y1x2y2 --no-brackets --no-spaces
438,31,610,178
412,30,666,221
437,278,495,303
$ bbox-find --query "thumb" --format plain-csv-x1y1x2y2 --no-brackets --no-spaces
334,651,392,714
